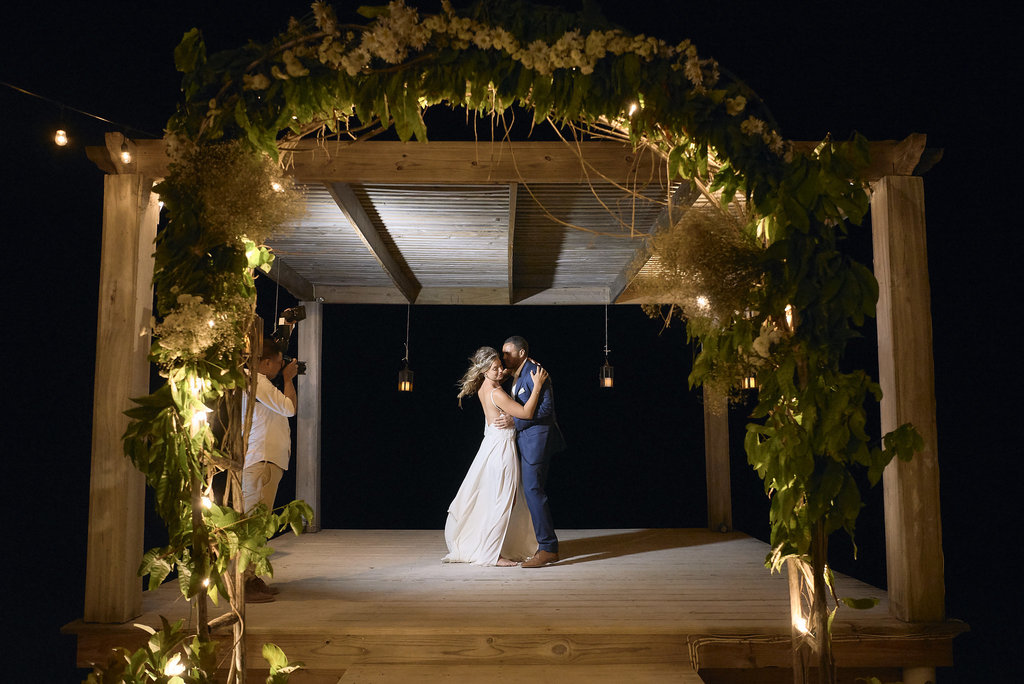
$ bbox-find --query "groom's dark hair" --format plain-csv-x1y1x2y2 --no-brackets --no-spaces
504,335,529,355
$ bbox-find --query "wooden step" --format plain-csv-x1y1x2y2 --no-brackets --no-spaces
336,663,703,682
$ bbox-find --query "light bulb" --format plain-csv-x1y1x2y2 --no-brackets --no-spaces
54,129,68,146
120,140,132,164
163,654,186,676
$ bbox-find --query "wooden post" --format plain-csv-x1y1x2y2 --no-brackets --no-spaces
702,386,732,532
871,175,945,622
296,300,323,531
84,173,158,622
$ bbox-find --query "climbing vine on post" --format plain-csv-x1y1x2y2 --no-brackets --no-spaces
90,1,922,681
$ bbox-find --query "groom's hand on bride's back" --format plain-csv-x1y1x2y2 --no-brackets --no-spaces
493,412,514,429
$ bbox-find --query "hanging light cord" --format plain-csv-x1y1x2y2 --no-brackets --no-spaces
273,277,281,334
2,80,161,138
604,304,611,360
403,304,411,364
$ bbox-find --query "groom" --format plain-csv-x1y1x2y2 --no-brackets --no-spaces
495,335,566,567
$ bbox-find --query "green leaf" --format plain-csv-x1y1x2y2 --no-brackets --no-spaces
174,28,206,74
263,643,288,671
840,596,880,610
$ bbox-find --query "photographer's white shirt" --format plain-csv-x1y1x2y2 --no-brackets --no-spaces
242,373,295,470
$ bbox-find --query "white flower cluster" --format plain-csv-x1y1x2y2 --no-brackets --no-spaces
740,115,790,158
302,0,716,85
155,294,221,357
751,320,783,358
308,0,431,76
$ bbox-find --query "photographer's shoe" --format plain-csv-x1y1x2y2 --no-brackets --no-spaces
244,577,276,603
250,576,280,595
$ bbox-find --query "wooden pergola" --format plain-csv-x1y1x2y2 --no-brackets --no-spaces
73,131,954,681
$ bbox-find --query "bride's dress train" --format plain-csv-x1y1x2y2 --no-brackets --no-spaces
443,423,537,565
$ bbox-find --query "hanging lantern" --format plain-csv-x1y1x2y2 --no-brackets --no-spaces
599,304,614,388
398,304,413,392
398,365,414,392
600,360,615,388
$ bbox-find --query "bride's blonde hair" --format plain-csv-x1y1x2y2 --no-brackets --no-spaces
457,346,499,405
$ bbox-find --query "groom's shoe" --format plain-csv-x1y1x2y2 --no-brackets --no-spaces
522,550,559,568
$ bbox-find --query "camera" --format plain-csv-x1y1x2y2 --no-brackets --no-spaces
283,355,306,375
279,306,306,325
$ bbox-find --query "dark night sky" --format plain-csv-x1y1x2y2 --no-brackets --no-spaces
4,1,1018,681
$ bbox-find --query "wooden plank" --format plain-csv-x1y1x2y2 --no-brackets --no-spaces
116,138,933,184
66,529,965,680
326,182,421,303
515,287,611,305
309,287,615,305
870,175,945,622
84,173,158,622
296,300,322,532
267,255,315,301
313,286,407,304
338,663,702,682
790,134,929,180
702,387,732,533
284,141,659,184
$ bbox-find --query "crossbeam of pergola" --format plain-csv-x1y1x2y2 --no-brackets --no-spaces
82,135,944,655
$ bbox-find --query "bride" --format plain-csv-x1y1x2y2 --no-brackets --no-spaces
443,346,548,566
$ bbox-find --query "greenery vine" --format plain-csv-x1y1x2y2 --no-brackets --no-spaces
91,1,922,681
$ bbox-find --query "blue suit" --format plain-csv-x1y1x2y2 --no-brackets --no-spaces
511,359,566,553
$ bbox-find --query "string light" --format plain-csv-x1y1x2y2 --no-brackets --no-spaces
1,81,161,149
120,138,132,164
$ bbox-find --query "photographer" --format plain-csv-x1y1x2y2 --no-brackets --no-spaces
240,338,298,602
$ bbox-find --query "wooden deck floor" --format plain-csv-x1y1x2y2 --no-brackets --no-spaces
66,529,964,682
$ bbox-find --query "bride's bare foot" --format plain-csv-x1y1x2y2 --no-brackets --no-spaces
496,557,519,567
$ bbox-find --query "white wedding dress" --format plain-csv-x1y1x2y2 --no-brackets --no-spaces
443,391,537,565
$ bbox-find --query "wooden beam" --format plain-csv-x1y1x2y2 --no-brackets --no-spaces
284,141,660,184
308,286,615,305
790,133,929,180
266,256,315,301
84,174,158,622
118,138,936,184
507,182,517,305
295,301,322,532
610,181,702,303
312,285,407,304
870,175,945,623
326,182,421,303
702,386,732,533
